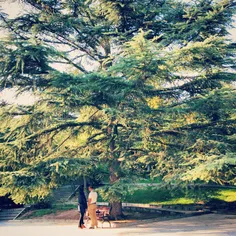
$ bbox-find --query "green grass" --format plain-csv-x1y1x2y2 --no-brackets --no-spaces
53,204,76,211
22,204,76,219
122,187,176,204
215,189,236,202
121,186,236,205
26,209,57,218
153,198,195,205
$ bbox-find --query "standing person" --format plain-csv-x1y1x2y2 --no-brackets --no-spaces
88,185,98,229
78,185,87,229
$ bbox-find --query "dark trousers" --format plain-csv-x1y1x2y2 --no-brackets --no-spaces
79,206,86,227
79,211,85,227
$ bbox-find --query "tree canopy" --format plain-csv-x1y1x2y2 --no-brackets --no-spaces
0,0,235,218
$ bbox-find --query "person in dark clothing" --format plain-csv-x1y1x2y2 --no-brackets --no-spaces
78,185,87,229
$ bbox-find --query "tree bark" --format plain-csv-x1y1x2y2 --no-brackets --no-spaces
107,121,123,219
109,201,123,219
109,165,123,219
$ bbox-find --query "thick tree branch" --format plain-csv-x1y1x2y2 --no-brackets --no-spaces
25,121,101,140
151,120,236,137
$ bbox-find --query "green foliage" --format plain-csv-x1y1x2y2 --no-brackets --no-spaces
0,0,235,215
98,178,135,202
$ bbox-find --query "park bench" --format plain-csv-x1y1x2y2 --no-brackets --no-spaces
86,206,111,228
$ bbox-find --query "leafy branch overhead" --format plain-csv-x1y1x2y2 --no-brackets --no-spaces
0,0,235,216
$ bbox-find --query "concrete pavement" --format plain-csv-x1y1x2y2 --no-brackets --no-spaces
0,214,236,236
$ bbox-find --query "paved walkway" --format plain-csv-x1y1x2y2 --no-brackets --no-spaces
0,214,236,236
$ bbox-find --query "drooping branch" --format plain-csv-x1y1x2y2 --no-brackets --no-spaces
151,119,236,137
144,74,233,97
1,121,102,144
26,121,102,140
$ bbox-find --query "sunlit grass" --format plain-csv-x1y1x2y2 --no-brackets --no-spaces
121,186,236,205
151,198,195,205
215,189,236,202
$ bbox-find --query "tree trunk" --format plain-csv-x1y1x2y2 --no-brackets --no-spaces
108,121,123,219
109,165,123,219
109,201,123,219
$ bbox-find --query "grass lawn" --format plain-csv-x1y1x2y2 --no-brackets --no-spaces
215,189,236,202
97,185,236,205
21,204,76,219
121,186,236,205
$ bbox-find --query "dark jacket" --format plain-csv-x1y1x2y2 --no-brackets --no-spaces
78,189,87,213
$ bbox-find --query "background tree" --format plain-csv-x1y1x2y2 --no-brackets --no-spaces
0,0,235,218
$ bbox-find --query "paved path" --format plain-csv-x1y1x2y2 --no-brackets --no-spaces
0,214,236,236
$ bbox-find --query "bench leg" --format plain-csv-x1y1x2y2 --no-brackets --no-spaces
101,219,111,228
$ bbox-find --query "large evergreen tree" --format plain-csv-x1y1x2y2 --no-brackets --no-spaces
0,0,235,218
